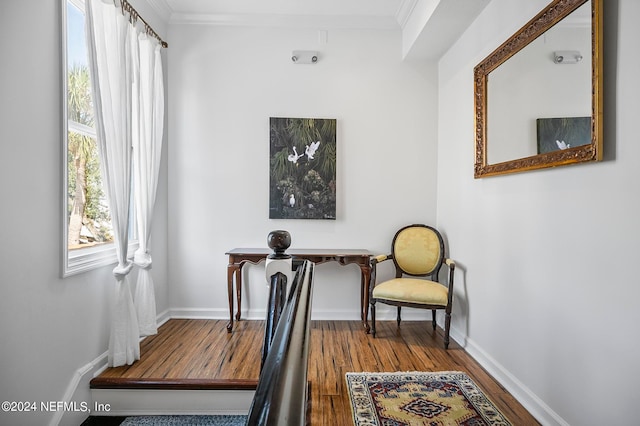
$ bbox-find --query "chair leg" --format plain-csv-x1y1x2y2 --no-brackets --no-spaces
444,311,451,349
371,302,377,338
432,310,437,331
396,306,402,327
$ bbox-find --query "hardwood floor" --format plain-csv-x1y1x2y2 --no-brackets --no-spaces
92,319,540,425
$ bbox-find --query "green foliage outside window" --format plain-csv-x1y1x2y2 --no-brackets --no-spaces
67,65,112,248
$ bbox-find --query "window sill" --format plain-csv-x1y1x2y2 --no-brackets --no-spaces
63,241,139,277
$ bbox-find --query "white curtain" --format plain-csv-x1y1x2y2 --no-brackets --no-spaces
86,0,164,366
133,34,164,336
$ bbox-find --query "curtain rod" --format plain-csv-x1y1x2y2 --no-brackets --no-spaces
118,0,168,48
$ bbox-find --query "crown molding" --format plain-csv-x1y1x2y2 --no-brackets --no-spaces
169,13,400,29
396,0,419,29
147,0,409,30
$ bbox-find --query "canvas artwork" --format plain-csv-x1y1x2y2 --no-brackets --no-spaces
536,116,591,154
269,117,336,219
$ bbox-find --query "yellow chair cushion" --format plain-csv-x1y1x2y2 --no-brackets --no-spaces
394,227,441,275
372,278,448,306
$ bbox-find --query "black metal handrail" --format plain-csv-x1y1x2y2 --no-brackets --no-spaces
246,260,315,426
261,271,288,367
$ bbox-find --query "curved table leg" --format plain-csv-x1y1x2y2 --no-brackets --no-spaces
360,264,371,333
235,265,243,322
227,264,238,332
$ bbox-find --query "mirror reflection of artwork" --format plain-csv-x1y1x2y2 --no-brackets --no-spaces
536,117,591,154
269,117,336,219
474,0,602,178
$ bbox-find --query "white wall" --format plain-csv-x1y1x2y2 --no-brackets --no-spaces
167,24,439,320
8,0,637,424
0,1,169,425
437,0,640,425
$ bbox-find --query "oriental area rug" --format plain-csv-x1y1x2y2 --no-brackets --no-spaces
346,371,512,426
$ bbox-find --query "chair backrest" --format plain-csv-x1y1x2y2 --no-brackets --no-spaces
392,224,444,278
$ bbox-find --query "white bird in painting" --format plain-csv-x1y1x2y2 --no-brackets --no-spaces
305,141,320,160
289,194,296,207
556,140,571,150
287,146,304,163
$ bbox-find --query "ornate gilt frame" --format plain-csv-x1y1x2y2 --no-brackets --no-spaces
474,0,603,178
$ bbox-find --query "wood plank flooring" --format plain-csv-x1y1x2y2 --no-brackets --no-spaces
92,319,259,389
92,319,540,425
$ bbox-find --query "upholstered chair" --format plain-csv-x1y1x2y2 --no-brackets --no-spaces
369,224,455,349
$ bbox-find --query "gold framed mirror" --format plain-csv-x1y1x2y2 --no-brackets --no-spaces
474,0,602,178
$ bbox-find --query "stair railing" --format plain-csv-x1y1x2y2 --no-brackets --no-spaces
246,259,315,426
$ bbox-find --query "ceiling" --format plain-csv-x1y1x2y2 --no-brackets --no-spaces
149,0,491,59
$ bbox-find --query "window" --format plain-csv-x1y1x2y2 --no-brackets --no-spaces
62,0,136,276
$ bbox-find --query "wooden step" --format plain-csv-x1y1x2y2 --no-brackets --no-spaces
90,377,258,390
89,319,262,416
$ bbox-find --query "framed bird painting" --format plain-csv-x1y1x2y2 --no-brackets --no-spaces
269,117,337,219
536,116,591,154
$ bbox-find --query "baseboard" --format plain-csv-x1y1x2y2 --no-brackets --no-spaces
168,307,229,319
155,309,171,328
449,325,569,426
168,306,428,321
54,309,173,426
49,354,106,426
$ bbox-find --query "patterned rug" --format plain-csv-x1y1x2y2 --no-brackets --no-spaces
346,371,512,425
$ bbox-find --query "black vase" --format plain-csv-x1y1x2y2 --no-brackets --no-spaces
267,230,291,259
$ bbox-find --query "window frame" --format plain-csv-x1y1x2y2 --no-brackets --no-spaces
61,0,137,277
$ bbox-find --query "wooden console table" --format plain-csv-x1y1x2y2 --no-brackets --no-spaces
225,248,372,333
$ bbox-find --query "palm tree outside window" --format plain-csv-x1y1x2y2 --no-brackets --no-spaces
62,0,136,276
